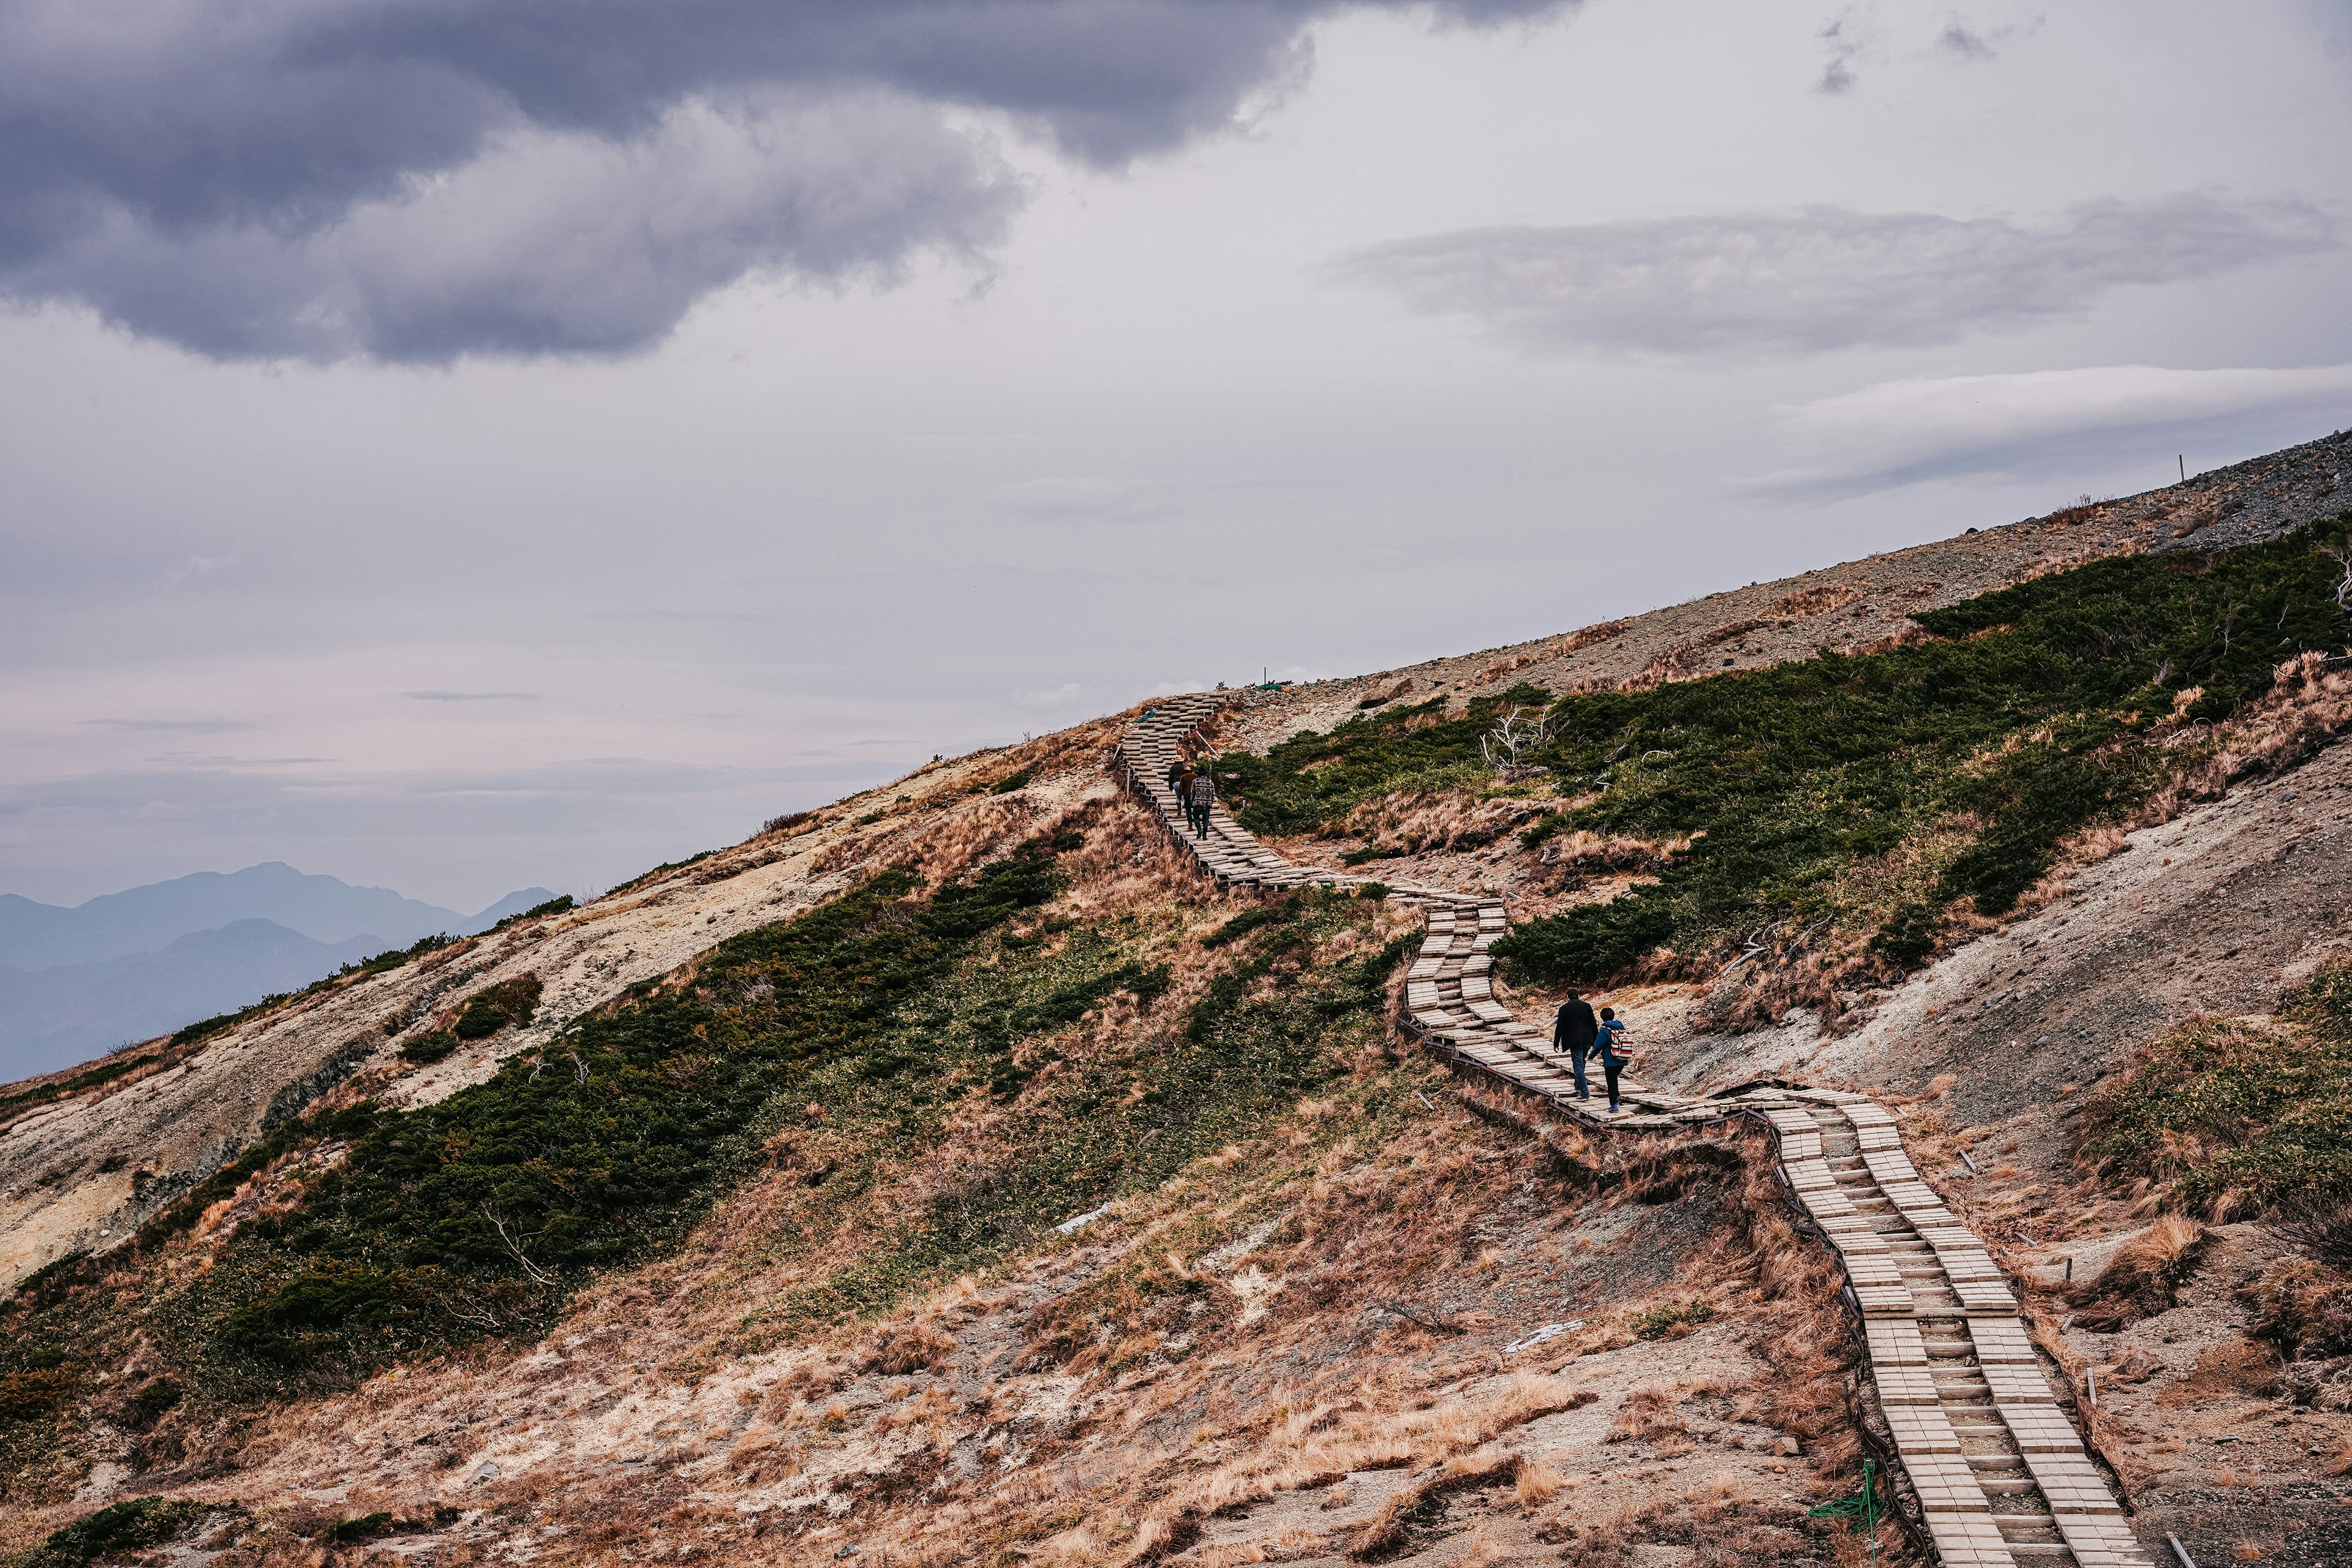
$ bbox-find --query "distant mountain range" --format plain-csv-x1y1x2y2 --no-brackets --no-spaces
0,865,552,1083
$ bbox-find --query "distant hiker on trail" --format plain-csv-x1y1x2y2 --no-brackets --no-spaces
1597,1006,1632,1114
1189,771,1218,835
1175,766,1199,831
1166,755,1186,804
1553,989,1599,1101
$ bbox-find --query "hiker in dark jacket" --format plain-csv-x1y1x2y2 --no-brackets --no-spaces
1553,989,1599,1101
1165,756,1188,810
1175,766,1199,831
1596,1006,1633,1114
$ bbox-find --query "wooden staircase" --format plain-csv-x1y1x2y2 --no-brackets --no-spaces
1115,693,2152,1568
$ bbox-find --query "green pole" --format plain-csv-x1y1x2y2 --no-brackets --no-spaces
1864,1458,1877,1568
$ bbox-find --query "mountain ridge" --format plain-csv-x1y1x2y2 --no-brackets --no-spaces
0,862,551,974
0,921,388,1084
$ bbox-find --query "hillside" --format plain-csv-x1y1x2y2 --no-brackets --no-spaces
1,428,2349,1568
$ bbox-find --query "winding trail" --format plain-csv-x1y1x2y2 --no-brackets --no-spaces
1117,694,2153,1568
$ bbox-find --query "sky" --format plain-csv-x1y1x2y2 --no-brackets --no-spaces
3,0,2350,913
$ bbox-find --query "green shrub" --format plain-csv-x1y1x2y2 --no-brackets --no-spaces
7,1498,219,1567
169,995,294,1048
342,932,458,979
1493,886,1678,986
451,974,543,1040
325,1513,394,1544
0,1048,164,1117
1213,685,1552,837
991,769,1035,795
2078,955,2352,1211
398,1031,460,1065
774,894,1414,1329
1463,526,2348,982
0,1368,72,1421
1200,898,1301,949
192,837,1091,1377
1628,1299,1716,1340
492,896,573,933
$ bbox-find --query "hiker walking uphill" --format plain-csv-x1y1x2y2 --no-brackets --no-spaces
1553,989,1598,1101
1596,1006,1632,1114
1175,763,1199,833
1188,769,1218,837
1166,754,1188,809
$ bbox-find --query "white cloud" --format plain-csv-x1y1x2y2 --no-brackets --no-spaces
167,555,234,586
400,690,539,703
1749,363,2352,498
1018,682,1085,707
1003,475,1172,526
1327,195,2336,359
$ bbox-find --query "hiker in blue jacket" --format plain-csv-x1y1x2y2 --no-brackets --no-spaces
1552,989,1599,1100
1596,1006,1633,1114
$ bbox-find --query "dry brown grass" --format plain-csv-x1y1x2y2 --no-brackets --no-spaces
2156,1339,2280,1406
2070,1215,2210,1330
1346,1449,1521,1559
1600,1386,1677,1446
1515,1456,1564,1506
1550,1494,1847,1568
1112,1375,1591,1566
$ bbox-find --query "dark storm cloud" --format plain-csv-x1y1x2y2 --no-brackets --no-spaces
1937,20,1997,59
1329,195,2337,358
0,0,1576,363
1815,14,1862,94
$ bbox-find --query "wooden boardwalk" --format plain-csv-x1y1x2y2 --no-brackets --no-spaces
1117,694,2151,1568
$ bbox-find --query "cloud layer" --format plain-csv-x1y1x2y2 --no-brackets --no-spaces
0,0,1572,362
1330,195,2335,358
1752,363,2352,497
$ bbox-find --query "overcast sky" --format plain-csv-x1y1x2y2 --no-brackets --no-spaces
4,0,2350,912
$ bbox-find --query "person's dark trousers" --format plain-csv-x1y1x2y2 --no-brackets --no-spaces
1604,1060,1623,1111
1567,1045,1591,1099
